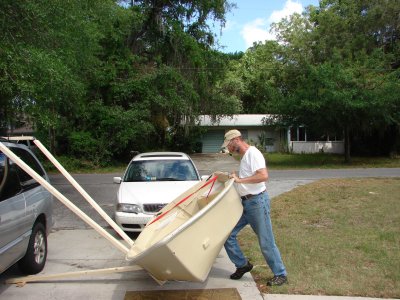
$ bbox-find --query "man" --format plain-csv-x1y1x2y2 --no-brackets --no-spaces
221,129,287,286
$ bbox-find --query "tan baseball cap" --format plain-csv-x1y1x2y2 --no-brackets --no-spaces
221,129,241,148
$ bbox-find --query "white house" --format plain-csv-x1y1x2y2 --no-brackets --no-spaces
196,114,344,154
196,114,284,153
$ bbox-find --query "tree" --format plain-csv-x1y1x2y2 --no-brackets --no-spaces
232,41,285,113
1,0,241,161
0,0,117,152
109,0,240,149
267,0,400,161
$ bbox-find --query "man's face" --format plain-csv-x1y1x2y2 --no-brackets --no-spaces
227,137,238,153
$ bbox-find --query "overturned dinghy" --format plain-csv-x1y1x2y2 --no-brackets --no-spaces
127,172,243,282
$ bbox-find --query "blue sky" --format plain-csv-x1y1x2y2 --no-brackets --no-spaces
211,0,319,53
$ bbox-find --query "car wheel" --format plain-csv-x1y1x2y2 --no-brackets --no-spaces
18,222,47,274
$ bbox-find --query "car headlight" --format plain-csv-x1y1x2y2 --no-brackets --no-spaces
117,203,142,214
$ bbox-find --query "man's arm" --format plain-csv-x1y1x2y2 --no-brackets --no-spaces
231,168,268,184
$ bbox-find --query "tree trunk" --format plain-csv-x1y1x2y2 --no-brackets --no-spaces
388,124,399,158
344,125,351,163
48,127,56,155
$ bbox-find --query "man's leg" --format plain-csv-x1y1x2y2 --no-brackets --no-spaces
224,213,249,268
245,193,287,277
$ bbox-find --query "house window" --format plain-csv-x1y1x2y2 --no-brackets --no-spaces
298,127,306,141
290,126,306,141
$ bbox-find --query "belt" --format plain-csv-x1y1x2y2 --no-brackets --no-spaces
240,189,266,201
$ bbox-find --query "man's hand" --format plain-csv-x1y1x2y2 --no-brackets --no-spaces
229,171,241,183
230,169,268,184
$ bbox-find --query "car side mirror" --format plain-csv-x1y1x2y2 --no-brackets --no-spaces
113,177,122,184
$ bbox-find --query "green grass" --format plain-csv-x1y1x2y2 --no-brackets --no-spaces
238,178,400,298
41,156,126,174
265,153,400,169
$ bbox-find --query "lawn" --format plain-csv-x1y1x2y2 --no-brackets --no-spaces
265,153,400,169
238,178,400,298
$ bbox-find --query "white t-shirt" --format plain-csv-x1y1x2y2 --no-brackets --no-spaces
236,146,267,196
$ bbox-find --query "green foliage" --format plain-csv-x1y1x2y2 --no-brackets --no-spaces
223,41,284,113
42,155,101,173
0,0,121,152
2,0,399,163
68,101,154,164
68,131,99,161
1,0,239,163
228,0,400,159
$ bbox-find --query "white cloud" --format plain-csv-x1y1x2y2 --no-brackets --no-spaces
268,0,303,23
240,0,304,48
241,18,270,48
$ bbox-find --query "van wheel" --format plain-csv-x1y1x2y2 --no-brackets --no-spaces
18,222,47,274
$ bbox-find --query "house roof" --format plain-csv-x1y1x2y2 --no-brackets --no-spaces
196,114,276,127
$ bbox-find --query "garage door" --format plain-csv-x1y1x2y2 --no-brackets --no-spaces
201,130,225,153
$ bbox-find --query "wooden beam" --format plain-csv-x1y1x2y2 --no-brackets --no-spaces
33,139,134,246
0,142,129,255
6,265,143,285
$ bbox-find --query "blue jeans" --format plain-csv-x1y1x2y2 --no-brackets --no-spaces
224,191,287,276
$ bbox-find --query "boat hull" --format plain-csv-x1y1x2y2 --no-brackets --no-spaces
126,173,242,282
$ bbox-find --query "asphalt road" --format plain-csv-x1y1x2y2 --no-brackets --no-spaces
48,153,400,230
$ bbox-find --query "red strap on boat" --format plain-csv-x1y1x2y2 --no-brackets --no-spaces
206,177,216,198
147,176,217,226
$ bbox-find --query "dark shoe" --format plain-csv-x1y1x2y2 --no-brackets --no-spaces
230,261,253,280
267,275,288,286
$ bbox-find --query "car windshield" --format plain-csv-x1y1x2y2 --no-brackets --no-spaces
123,159,199,182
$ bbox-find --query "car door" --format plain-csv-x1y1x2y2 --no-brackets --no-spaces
10,147,50,230
0,152,28,273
